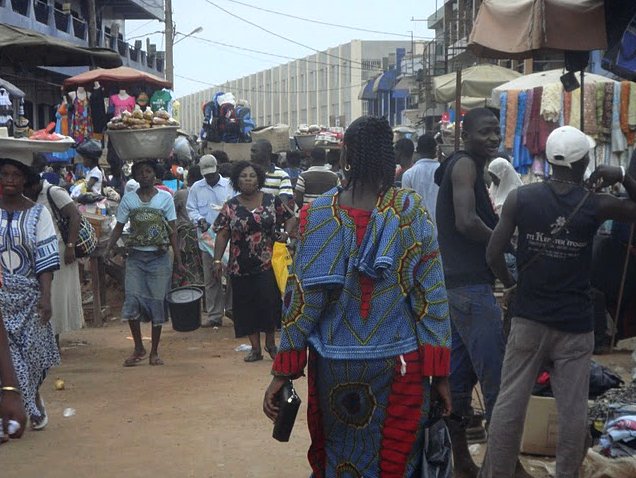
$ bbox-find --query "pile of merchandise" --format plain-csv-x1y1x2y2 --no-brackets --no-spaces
200,92,255,143
107,105,178,130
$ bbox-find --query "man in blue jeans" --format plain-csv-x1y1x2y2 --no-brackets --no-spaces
435,108,529,478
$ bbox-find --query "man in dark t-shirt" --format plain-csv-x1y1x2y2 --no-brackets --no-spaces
434,108,508,477
481,126,636,477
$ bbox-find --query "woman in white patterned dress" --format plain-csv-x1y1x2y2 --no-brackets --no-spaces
0,158,60,431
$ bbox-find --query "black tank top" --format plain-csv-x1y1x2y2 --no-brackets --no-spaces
435,152,499,288
513,182,601,333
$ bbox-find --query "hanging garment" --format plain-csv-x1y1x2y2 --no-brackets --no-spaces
505,90,519,150
51,102,75,161
71,94,93,144
570,88,581,130
0,87,12,127
621,81,636,145
90,87,107,134
513,91,532,174
599,83,615,143
109,94,136,117
499,92,508,153
612,82,628,155
564,91,572,126
583,83,599,136
540,83,562,123
526,87,543,156
522,88,534,154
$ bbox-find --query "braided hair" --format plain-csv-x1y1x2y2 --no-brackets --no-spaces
343,116,395,195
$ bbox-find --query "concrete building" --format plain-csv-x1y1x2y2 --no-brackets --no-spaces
178,40,411,137
0,0,165,129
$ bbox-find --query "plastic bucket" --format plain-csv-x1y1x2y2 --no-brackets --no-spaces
166,286,203,332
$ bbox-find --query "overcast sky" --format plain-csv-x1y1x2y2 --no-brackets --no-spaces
126,0,442,98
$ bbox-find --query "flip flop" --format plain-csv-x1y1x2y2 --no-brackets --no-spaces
123,351,147,367
32,396,48,431
149,355,164,366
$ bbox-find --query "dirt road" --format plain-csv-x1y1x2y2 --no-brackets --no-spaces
2,312,633,477
2,319,311,478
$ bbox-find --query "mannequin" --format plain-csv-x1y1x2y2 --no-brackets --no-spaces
109,88,136,117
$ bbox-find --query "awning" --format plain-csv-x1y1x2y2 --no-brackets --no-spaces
433,64,522,103
63,66,171,90
468,0,607,59
0,23,122,68
358,77,378,100
392,76,417,99
373,69,398,93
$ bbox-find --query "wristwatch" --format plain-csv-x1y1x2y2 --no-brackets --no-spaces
66,243,75,248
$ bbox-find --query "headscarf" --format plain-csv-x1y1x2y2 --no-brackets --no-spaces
488,157,523,215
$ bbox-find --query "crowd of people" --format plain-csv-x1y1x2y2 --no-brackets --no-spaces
1,109,636,478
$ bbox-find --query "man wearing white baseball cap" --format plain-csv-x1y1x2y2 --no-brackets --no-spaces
480,125,636,477
186,154,234,327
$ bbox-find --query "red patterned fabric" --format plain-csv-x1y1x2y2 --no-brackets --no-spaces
420,344,451,377
307,350,326,478
379,350,425,477
272,349,307,379
299,203,310,235
341,206,373,319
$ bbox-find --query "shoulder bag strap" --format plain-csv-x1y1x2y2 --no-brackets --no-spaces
45,185,64,223
518,190,591,274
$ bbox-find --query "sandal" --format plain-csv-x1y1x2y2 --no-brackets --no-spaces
32,395,48,431
149,354,164,366
244,350,263,362
123,350,147,367
264,344,278,360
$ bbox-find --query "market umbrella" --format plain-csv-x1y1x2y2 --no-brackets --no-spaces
63,66,172,90
491,69,614,105
0,77,25,98
0,23,122,68
433,64,522,103
467,0,607,60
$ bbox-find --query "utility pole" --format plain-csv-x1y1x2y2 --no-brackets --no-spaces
165,0,174,85
85,0,97,48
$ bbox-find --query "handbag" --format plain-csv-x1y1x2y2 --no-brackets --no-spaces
46,186,97,258
420,401,452,478
272,241,292,294
272,380,301,442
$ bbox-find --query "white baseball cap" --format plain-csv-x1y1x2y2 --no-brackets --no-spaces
199,154,217,175
545,125,596,169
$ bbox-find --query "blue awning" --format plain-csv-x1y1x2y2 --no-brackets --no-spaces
392,76,417,99
358,77,378,100
372,69,398,93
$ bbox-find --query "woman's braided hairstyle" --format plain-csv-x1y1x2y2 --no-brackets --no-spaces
343,116,395,195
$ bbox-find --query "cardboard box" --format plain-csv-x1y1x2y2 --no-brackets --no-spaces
521,395,559,456
204,142,252,162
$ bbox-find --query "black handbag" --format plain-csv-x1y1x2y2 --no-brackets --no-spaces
46,186,97,258
272,380,301,442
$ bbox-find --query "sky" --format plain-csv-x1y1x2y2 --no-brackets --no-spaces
126,0,442,98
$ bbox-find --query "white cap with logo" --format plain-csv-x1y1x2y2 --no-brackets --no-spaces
545,125,596,169
199,154,218,175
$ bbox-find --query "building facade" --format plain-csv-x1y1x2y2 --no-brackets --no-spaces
178,40,412,137
0,0,165,129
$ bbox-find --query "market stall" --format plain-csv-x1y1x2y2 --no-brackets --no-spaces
491,69,635,175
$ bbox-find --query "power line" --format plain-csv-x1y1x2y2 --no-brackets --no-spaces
190,35,383,73
220,0,433,40
176,73,370,95
202,0,374,69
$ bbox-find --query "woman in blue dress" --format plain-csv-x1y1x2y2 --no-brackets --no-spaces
0,157,60,431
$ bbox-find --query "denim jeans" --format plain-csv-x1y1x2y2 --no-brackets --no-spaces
448,284,505,423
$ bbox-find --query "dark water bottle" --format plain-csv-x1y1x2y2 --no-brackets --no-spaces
272,380,301,442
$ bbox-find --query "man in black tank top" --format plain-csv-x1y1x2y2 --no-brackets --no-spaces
481,126,636,478
434,108,512,477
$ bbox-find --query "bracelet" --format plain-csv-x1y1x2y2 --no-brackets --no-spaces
503,284,517,293
66,243,75,248
0,386,21,396
620,166,626,184
213,259,222,265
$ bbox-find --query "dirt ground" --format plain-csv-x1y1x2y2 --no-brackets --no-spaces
2,297,635,477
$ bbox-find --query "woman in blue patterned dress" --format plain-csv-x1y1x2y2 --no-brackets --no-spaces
0,158,60,431
263,117,452,478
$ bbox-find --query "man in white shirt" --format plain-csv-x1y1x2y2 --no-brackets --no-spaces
402,133,440,224
186,155,234,327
